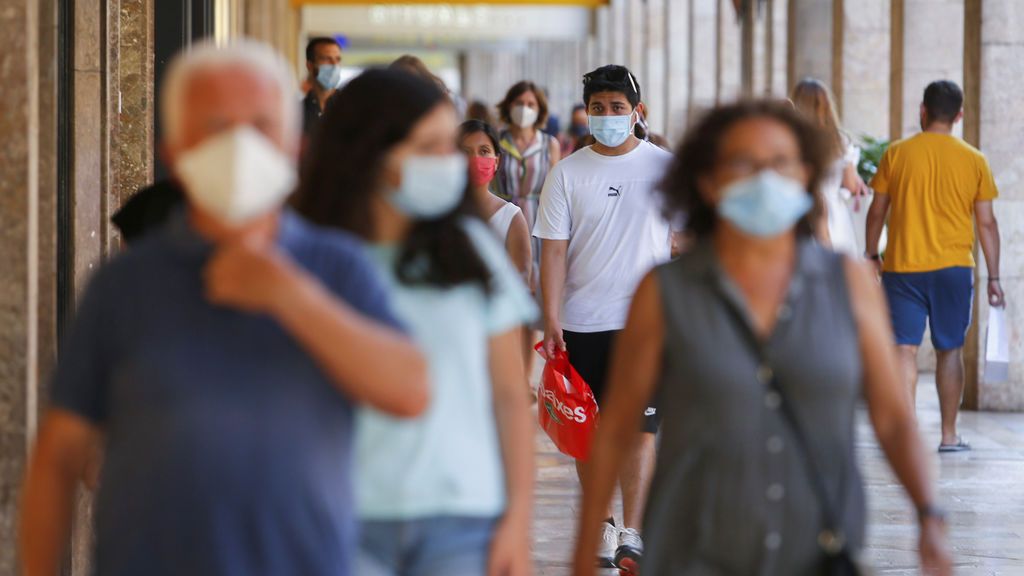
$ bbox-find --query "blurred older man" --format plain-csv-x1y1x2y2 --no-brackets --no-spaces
20,40,427,576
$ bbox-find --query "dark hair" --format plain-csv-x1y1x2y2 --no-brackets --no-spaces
466,100,494,125
389,55,448,92
660,100,830,239
583,65,641,108
497,81,549,129
293,68,491,291
923,80,964,124
305,37,341,62
459,119,501,153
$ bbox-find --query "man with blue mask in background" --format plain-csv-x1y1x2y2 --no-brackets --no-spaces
303,36,343,135
19,39,428,576
534,64,673,571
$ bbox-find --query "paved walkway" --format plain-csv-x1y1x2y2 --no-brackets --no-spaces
531,374,1024,575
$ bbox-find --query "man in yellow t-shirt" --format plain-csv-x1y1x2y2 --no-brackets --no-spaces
866,80,1004,453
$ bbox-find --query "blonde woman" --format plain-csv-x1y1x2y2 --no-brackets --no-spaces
791,78,869,254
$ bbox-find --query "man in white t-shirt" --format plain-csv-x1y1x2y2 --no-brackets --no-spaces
534,64,672,572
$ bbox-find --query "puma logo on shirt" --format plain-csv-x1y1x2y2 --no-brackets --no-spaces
608,186,622,197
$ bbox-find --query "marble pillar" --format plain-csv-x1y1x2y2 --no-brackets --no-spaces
689,0,718,118
893,0,964,139
838,0,890,139
768,0,789,96
665,0,690,140
644,0,667,136
973,0,1024,410
788,0,833,88
717,0,742,102
0,0,40,570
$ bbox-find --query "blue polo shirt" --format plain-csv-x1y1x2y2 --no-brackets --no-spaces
51,209,399,576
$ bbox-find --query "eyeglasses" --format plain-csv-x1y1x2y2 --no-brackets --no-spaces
719,156,805,179
583,68,639,98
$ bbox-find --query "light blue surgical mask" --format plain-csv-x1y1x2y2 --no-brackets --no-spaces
387,154,468,219
588,111,635,148
316,64,343,89
717,171,812,237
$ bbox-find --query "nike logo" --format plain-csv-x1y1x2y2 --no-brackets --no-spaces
608,186,622,197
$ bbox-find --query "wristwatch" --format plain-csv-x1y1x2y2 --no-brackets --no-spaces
917,503,948,524
865,253,882,262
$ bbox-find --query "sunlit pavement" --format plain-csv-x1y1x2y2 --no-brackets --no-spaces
531,374,1024,575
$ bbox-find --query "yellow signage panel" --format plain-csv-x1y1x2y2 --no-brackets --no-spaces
295,0,608,6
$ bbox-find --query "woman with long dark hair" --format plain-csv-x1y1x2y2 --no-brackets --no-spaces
294,69,536,576
458,119,535,385
571,101,951,576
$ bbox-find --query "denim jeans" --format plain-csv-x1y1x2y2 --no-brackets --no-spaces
356,516,499,576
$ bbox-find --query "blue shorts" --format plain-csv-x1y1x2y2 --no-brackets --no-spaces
882,267,974,351
357,516,497,576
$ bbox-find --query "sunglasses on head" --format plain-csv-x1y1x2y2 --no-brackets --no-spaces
583,68,639,98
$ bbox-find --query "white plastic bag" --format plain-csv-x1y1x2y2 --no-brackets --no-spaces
984,306,1009,383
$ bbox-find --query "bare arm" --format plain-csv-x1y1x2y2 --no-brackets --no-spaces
865,192,890,258
548,137,561,168
847,258,933,505
975,200,1004,307
489,328,535,536
206,241,429,417
845,258,951,573
571,272,664,576
20,411,100,576
842,163,868,196
540,239,569,357
505,211,532,283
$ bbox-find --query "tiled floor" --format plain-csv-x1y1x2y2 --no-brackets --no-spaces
531,374,1024,575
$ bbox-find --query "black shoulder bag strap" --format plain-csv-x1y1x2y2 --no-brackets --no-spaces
715,277,862,576
767,376,862,575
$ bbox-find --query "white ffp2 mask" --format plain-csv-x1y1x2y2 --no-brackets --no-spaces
174,126,297,225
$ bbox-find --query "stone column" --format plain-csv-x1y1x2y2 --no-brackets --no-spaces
891,0,965,140
970,0,1024,410
644,0,668,135
788,0,833,87
837,0,890,139
689,0,718,116
665,0,691,140
768,0,789,96
717,0,742,102
0,0,40,573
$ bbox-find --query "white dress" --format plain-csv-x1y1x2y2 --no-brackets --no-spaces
488,201,522,245
820,143,861,256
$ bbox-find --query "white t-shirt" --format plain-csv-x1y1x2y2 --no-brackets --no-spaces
533,141,673,332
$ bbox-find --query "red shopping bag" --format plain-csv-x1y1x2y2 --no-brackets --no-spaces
534,343,599,460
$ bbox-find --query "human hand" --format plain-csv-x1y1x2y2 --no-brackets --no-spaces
919,517,953,576
204,236,299,315
988,278,1005,308
541,321,565,360
488,515,533,576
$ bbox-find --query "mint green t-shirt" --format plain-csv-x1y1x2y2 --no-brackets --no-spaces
355,218,538,519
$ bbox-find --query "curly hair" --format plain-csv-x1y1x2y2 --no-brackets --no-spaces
660,99,830,240
292,68,491,292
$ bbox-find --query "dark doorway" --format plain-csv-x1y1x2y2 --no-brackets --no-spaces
154,0,214,180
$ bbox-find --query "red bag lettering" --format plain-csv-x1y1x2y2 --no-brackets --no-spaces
535,343,599,460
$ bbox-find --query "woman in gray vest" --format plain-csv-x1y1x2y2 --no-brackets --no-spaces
571,101,952,576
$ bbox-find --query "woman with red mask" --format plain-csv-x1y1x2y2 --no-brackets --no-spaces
460,120,535,383
459,120,532,281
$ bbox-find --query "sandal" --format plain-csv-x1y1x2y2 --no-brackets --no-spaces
938,436,971,453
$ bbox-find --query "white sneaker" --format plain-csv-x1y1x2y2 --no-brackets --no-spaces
597,521,619,568
615,528,643,572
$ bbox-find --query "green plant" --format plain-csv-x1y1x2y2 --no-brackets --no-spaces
857,135,890,184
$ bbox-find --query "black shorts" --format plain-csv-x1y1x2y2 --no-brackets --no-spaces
562,329,660,434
